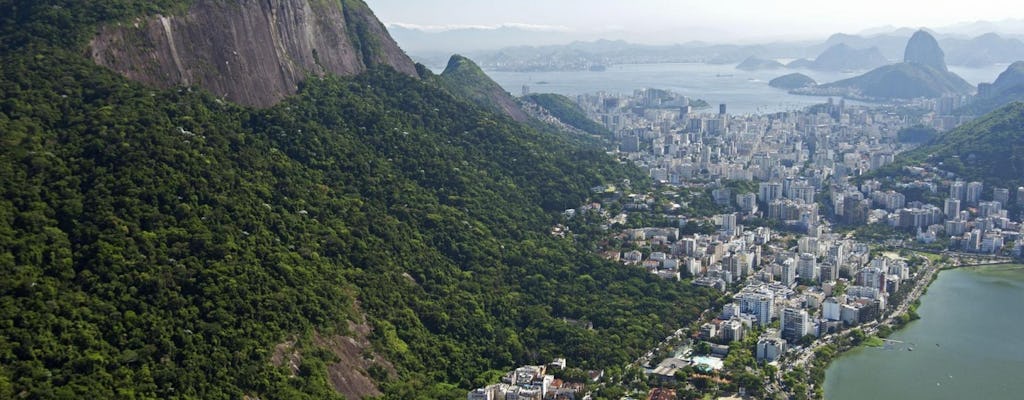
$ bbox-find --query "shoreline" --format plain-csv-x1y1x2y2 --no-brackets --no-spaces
808,260,1023,399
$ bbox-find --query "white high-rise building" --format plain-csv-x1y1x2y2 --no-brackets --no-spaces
756,336,787,362
737,193,758,215
944,198,961,218
798,253,818,283
780,308,812,342
759,182,783,204
950,180,966,202
781,259,797,287
966,181,984,205
994,188,1010,206
823,297,842,321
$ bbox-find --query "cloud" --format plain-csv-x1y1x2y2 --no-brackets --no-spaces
387,22,572,33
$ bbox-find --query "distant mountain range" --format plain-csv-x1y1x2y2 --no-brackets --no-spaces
392,23,1024,72
787,43,889,71
801,31,974,100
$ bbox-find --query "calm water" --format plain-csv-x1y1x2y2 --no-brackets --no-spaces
482,63,1008,115
824,265,1024,400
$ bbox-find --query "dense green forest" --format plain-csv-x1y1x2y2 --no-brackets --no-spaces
0,1,715,398
522,94,613,137
880,102,1024,189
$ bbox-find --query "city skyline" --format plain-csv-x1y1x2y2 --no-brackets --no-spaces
365,0,1024,44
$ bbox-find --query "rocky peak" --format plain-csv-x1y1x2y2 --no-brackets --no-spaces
903,30,947,72
89,0,417,108
437,55,530,122
992,61,1024,91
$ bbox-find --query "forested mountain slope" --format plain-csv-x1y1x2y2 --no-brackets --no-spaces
0,1,713,398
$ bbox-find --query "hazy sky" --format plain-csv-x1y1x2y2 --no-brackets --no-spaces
365,0,1024,43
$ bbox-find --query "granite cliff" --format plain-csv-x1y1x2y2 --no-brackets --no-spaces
904,29,948,71
89,0,418,107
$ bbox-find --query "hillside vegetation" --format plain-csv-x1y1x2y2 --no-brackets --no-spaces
0,1,713,398
523,93,613,137
882,102,1024,188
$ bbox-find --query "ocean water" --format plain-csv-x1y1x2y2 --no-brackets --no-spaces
481,63,1008,115
824,265,1024,400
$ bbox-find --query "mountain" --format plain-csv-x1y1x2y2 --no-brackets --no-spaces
769,73,817,90
813,31,973,99
782,58,815,69
889,102,1024,188
0,1,713,399
387,24,581,54
991,61,1024,93
435,55,530,122
521,93,613,137
819,63,973,99
960,61,1024,115
736,56,784,71
88,0,418,108
944,33,1024,67
789,43,888,71
904,30,948,71
810,30,1024,68
818,32,912,61
934,19,1024,38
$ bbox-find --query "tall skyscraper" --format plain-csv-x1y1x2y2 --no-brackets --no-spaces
719,103,727,115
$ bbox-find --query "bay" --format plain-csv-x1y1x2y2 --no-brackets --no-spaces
824,265,1024,400
483,63,1008,115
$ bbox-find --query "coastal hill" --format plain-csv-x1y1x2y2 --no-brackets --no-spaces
812,30,973,99
887,102,1024,188
736,56,785,71
962,61,1024,115
521,93,614,136
0,0,713,398
435,55,531,122
770,73,818,89
88,0,418,107
787,43,889,71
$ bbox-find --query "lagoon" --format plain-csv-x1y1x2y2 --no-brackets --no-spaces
824,265,1024,400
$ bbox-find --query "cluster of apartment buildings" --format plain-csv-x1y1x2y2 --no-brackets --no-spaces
838,178,1024,254
700,253,904,364
467,359,586,400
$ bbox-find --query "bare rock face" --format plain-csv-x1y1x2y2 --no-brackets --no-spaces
89,0,417,108
904,30,947,72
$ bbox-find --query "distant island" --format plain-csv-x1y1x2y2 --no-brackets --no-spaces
735,56,785,71
770,73,818,90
